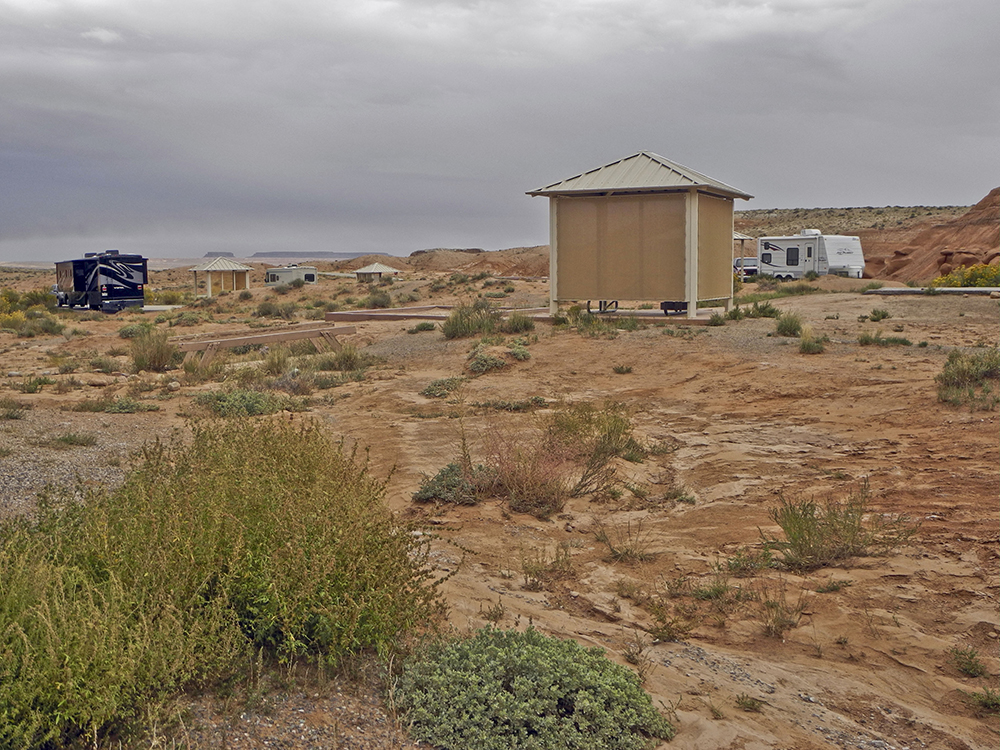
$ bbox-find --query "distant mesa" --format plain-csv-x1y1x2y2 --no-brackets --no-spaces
248,251,389,259
410,248,484,256
204,251,235,257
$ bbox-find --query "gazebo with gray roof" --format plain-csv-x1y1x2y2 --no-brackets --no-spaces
354,262,401,283
528,151,753,317
189,257,252,297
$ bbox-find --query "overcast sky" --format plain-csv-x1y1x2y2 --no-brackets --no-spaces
2,0,997,261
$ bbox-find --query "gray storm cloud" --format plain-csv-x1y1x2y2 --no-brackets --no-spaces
1,0,997,260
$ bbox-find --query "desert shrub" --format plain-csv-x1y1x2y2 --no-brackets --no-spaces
799,337,825,354
755,579,807,637
19,289,58,310
442,299,499,339
746,301,780,318
13,312,65,337
168,311,203,327
858,330,911,347
500,312,535,334
481,423,568,518
472,396,546,412
412,462,493,506
104,396,160,414
398,626,674,750
725,306,745,321
775,312,802,337
950,646,987,677
312,344,379,372
594,518,654,563
963,687,1000,716
935,347,1000,410
51,432,99,448
761,480,917,571
931,263,1000,288
804,270,820,281
723,546,775,577
753,274,778,291
407,321,436,334
90,355,118,373
0,396,29,420
868,308,891,322
707,312,726,326
0,310,28,331
129,329,177,373
420,377,465,398
467,347,507,375
117,322,155,339
263,346,291,375
256,300,280,317
362,290,392,309
0,419,442,748
156,289,183,305
256,300,297,319
507,343,530,361
238,289,253,301
194,389,307,416
12,377,55,393
548,402,646,498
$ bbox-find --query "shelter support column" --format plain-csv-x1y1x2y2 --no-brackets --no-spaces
548,197,559,316
685,188,699,319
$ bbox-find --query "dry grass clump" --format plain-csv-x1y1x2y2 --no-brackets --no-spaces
761,480,917,571
936,347,1000,410
413,402,654,518
128,328,178,372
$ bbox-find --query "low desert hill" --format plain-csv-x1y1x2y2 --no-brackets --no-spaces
736,191,999,282
876,188,1000,281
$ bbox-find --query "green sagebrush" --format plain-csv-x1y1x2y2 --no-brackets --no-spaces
398,627,674,750
0,419,443,749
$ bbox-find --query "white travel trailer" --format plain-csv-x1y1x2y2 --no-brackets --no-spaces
757,230,866,279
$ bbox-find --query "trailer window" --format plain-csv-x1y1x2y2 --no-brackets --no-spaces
807,246,813,258
761,252,772,264
305,273,316,282
786,247,799,265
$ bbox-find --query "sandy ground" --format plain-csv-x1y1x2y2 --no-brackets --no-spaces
1,265,998,749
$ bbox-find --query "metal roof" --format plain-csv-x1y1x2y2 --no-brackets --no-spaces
734,231,754,241
189,257,253,272
355,262,401,274
527,151,753,200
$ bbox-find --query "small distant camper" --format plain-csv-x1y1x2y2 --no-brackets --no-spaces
757,230,865,279
53,250,147,312
264,264,318,286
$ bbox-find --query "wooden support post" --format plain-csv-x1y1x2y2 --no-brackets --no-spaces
318,330,344,352
200,342,221,368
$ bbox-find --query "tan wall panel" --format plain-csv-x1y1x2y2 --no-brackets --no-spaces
697,193,734,299
556,194,686,300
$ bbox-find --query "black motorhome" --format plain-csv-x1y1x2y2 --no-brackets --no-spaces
53,250,148,312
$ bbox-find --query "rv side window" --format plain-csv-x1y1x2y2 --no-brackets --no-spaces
807,246,813,258
305,274,316,282
786,247,799,265
761,252,772,264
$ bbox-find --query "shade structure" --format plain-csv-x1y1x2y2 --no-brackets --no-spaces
528,151,753,317
189,257,252,297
